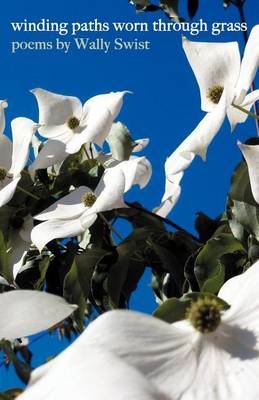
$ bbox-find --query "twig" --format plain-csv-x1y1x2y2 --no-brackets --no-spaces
125,202,201,243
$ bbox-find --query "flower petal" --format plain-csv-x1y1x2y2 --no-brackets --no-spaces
156,97,226,214
155,173,183,217
81,310,198,399
9,118,39,177
167,94,226,176
227,90,259,131
29,139,68,179
31,218,85,252
0,134,12,170
218,260,259,328
235,25,259,102
66,108,114,153
116,157,152,191
35,187,89,221
0,290,77,340
31,88,82,132
181,332,259,400
82,168,126,217
0,100,8,136
17,347,168,400
82,91,130,121
237,141,259,203
133,138,150,153
182,37,240,112
0,176,21,207
39,124,73,142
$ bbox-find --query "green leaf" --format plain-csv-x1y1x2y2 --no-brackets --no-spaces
153,292,230,324
0,232,10,283
194,233,245,293
201,260,225,293
229,161,255,205
0,389,23,400
227,160,259,242
230,199,259,241
75,248,109,300
160,0,182,21
0,206,16,237
63,260,86,331
34,257,51,290
107,240,138,307
184,292,230,310
195,212,220,242
188,0,199,18
150,242,184,292
153,297,190,323
0,341,31,384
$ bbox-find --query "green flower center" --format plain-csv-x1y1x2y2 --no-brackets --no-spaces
82,192,97,207
187,297,223,334
67,116,80,130
207,85,224,104
0,167,7,181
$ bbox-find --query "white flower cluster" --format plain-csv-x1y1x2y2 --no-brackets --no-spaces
0,84,154,344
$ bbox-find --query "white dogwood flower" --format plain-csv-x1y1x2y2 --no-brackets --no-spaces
31,88,130,156
0,290,77,341
155,94,226,217
183,24,259,131
17,260,259,400
31,157,151,252
155,26,259,217
0,118,40,207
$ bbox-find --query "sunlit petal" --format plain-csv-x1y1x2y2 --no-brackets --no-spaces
35,187,89,221
31,218,84,252
182,37,240,112
9,118,39,177
235,25,259,102
0,290,77,340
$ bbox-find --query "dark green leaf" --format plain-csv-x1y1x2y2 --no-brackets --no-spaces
63,260,87,330
76,248,109,300
188,0,199,18
0,232,10,283
195,212,220,242
194,233,245,293
160,0,182,21
153,297,190,323
107,240,137,307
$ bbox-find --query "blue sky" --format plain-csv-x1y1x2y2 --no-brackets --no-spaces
0,0,259,390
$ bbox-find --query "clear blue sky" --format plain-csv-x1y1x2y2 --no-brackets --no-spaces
0,0,258,390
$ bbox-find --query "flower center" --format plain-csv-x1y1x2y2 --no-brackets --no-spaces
67,116,80,130
82,192,97,207
0,167,7,181
207,85,224,104
187,297,223,334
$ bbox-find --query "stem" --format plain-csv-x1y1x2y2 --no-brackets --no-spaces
99,213,124,241
82,145,91,161
125,202,201,243
89,143,94,159
232,103,259,121
17,186,40,200
232,0,259,136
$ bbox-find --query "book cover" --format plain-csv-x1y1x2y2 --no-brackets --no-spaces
0,0,259,398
